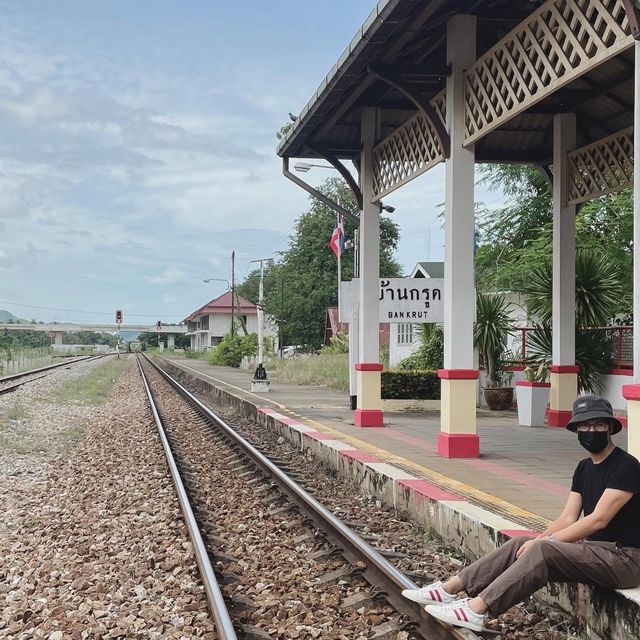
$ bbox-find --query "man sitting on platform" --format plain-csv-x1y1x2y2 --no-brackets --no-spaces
402,396,640,632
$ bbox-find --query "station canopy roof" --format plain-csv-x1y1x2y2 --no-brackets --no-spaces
277,0,634,166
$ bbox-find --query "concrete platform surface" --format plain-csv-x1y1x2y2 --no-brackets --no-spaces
162,355,629,524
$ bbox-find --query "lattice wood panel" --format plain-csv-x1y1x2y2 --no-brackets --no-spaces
567,127,633,205
372,90,446,200
465,0,632,145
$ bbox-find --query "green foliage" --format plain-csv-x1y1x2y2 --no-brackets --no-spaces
476,165,632,317
236,177,402,349
267,353,349,391
62,331,117,346
208,333,258,367
322,331,349,354
522,249,626,327
521,248,624,392
474,293,513,387
398,324,444,371
381,370,440,400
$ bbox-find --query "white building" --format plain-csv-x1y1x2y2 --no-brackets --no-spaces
389,262,444,367
184,292,277,352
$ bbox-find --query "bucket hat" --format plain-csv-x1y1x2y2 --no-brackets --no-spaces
566,395,623,435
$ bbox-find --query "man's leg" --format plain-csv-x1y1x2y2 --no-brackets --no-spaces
449,536,531,597
478,540,640,616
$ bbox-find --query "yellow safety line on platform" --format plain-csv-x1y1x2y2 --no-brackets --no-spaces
165,357,548,528
284,412,546,525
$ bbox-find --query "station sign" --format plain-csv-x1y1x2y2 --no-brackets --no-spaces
339,278,444,324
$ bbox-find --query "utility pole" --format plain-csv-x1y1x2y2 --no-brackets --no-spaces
230,251,235,337
250,259,271,392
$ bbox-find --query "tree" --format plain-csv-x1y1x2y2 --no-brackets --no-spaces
475,165,632,317
522,249,626,393
237,177,402,348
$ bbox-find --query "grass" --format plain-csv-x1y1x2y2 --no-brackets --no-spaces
265,353,350,392
0,346,56,377
0,402,45,454
51,356,129,406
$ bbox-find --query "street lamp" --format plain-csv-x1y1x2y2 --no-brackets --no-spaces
294,162,333,173
379,202,395,214
202,277,230,289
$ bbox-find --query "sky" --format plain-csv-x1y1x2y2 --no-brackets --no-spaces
0,0,506,325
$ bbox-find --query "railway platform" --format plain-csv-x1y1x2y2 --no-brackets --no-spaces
160,354,640,640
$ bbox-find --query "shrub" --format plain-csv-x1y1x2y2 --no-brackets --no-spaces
398,325,444,371
381,370,440,400
208,333,258,368
322,332,349,354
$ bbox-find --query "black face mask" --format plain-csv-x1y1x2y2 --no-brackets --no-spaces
578,431,609,453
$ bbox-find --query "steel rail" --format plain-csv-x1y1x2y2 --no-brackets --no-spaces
0,354,110,396
136,356,238,640
142,354,480,640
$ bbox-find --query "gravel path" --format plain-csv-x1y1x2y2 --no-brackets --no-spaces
0,357,215,639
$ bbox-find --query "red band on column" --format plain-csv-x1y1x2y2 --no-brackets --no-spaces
549,365,580,374
437,369,479,380
355,363,383,372
623,384,640,401
437,433,479,458
354,409,384,427
547,409,572,427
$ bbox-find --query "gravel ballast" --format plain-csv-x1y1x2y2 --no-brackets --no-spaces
0,357,215,639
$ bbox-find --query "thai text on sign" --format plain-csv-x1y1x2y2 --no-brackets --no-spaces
339,278,444,323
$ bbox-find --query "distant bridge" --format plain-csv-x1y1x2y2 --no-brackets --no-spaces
0,322,187,347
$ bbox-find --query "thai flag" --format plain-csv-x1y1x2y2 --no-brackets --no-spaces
330,213,345,258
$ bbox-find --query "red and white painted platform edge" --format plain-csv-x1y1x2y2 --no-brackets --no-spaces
257,406,640,607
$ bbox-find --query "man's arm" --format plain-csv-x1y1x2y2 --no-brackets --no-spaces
535,491,583,539
517,489,631,558
551,488,634,542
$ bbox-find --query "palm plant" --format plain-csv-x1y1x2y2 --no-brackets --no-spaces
474,293,513,387
522,249,625,393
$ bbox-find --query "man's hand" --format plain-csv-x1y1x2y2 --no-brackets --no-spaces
516,539,541,558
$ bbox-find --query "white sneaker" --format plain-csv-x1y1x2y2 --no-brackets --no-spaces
401,580,458,606
425,598,487,632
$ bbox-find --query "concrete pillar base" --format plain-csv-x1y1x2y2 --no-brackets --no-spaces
623,384,640,460
438,432,480,458
355,409,384,428
549,365,579,428
438,369,479,458
355,363,383,428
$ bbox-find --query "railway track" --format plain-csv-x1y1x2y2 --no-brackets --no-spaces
0,353,111,396
138,354,482,640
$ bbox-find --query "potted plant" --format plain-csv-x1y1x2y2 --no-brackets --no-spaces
516,362,550,426
474,293,514,410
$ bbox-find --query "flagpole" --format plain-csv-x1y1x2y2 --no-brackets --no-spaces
337,249,342,322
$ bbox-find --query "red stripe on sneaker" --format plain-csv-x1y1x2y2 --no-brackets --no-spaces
454,609,462,621
459,608,469,622
431,590,441,602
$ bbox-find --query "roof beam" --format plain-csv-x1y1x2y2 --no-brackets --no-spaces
368,63,450,157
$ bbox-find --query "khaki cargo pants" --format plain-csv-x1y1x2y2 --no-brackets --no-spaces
458,536,640,616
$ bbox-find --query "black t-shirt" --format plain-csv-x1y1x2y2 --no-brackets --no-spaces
571,447,640,547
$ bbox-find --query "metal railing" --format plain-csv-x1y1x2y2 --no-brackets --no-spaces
508,326,633,371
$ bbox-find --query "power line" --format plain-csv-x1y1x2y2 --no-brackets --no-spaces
0,300,185,318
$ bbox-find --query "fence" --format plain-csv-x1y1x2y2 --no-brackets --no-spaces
509,326,633,371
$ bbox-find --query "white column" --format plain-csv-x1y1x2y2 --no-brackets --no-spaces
349,308,359,409
355,106,383,427
623,40,640,458
443,14,476,372
634,41,640,381
358,107,380,363
548,113,578,427
167,333,175,349
54,331,64,345
438,14,478,458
